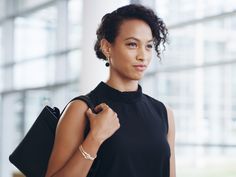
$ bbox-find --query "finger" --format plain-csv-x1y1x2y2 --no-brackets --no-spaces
95,103,108,112
86,108,94,118
115,117,120,123
117,122,121,129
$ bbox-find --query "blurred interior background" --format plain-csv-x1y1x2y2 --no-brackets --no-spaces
0,0,236,177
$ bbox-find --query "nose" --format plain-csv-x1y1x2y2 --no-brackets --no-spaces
136,46,147,61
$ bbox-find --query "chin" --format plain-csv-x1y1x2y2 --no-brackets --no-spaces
122,71,145,81
130,74,144,81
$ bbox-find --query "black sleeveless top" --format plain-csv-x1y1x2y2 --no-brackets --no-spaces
87,82,170,177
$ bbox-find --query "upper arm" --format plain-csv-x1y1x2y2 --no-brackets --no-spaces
45,100,89,176
166,106,176,177
166,106,175,149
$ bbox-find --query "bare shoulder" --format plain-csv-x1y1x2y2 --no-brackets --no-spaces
55,99,90,146
62,99,89,118
56,99,89,134
59,99,89,123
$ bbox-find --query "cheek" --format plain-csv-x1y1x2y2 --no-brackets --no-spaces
112,49,135,64
122,52,136,62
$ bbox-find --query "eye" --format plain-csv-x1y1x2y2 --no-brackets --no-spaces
146,44,153,49
126,42,137,48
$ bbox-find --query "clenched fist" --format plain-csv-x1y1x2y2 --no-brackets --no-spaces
86,103,120,144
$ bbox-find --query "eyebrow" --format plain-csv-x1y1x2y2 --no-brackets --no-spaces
124,37,153,43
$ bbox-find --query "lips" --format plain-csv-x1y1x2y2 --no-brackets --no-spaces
133,64,147,71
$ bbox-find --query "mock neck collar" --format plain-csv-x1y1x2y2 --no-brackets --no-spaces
93,81,143,103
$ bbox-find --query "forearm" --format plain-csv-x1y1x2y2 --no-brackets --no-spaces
49,133,101,177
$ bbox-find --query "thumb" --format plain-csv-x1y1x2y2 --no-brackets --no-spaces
86,108,94,119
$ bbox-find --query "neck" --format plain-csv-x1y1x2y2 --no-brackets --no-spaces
106,78,139,92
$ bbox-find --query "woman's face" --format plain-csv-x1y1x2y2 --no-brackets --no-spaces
109,19,153,81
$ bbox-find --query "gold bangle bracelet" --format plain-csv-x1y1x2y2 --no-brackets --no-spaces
79,145,97,161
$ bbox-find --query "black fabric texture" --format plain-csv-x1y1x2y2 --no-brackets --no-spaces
87,82,170,177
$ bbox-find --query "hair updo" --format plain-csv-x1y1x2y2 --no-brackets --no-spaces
94,4,168,60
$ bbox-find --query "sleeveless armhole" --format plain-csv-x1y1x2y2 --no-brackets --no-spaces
159,101,169,134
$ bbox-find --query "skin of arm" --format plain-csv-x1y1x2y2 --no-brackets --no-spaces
45,100,119,177
45,100,101,177
166,106,176,177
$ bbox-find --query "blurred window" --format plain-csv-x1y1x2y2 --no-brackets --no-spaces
147,0,236,176
14,7,57,61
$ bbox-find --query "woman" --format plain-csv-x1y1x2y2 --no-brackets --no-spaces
45,4,176,177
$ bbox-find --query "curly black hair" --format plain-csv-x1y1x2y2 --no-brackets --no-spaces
94,4,168,60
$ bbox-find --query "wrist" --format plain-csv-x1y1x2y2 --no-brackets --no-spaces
86,131,103,148
79,144,97,161
80,132,102,160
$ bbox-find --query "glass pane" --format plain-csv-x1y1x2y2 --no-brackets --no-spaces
0,0,5,19
203,0,235,17
68,0,83,48
51,51,81,84
53,55,67,83
49,85,76,110
12,50,82,90
0,69,2,92
65,82,80,101
14,6,57,61
152,64,236,177
112,0,130,6
156,65,236,144
155,0,236,25
141,75,156,97
24,86,79,132
152,4,236,176
24,90,50,132
160,26,195,68
158,15,236,69
176,146,236,177
18,0,50,10
1,67,12,91
156,0,196,25
67,50,82,81
0,26,2,65
203,17,236,63
2,93,24,148
1,93,25,177
13,59,48,89
156,69,195,143
204,65,236,144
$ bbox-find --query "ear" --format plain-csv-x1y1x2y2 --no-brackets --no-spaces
100,39,111,58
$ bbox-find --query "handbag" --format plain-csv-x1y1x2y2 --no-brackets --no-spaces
9,95,95,177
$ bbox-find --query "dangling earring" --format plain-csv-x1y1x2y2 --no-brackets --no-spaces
105,56,110,67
